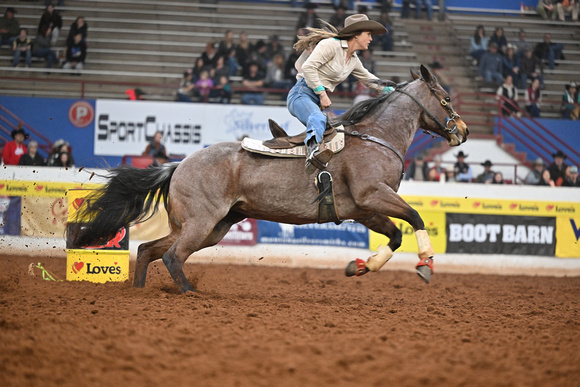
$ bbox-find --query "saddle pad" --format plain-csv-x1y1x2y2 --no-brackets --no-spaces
241,131,345,158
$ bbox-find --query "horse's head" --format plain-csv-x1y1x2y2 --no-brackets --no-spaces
410,65,469,146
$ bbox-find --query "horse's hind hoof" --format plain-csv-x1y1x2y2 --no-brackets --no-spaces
416,265,432,284
345,258,369,277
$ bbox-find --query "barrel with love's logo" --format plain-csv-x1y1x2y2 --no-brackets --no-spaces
66,189,130,283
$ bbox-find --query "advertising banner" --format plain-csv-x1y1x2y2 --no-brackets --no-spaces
219,218,258,246
0,180,101,198
94,100,305,157
0,196,21,236
257,220,369,248
21,196,68,238
446,213,556,256
555,217,580,258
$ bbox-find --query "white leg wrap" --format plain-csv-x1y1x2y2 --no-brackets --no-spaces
416,230,434,259
366,246,394,272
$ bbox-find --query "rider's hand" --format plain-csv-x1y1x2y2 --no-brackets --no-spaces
320,92,332,110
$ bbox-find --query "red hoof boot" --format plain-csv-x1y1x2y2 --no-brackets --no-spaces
345,258,369,277
416,257,434,284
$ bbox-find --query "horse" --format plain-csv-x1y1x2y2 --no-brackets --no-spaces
72,65,469,293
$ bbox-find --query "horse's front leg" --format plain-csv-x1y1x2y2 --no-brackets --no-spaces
348,185,435,283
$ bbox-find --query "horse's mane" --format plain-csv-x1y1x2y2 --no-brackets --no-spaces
334,80,410,126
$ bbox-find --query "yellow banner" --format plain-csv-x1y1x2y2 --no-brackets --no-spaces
66,250,130,283
20,196,68,238
370,212,446,253
555,217,580,258
401,195,579,217
0,180,102,198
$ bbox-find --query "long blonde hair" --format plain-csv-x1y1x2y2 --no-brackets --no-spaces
293,19,358,52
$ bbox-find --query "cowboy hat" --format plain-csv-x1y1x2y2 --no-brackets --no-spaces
454,151,468,158
568,81,577,88
570,165,578,174
339,14,387,36
533,157,544,165
11,128,28,139
552,150,567,159
481,160,493,167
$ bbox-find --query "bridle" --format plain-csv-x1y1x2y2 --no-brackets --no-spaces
394,77,461,138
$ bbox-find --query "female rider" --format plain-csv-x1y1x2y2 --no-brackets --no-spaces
288,14,393,171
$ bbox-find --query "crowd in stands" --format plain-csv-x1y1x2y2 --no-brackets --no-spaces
0,4,88,72
1,127,75,168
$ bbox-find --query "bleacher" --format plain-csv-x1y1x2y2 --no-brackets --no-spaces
1,0,579,133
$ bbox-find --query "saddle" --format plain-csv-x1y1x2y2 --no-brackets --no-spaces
263,119,338,149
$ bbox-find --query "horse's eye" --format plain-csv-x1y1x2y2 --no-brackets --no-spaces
445,96,451,103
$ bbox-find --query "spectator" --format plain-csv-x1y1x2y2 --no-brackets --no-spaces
38,3,62,46
195,70,214,102
496,74,520,117
561,81,580,120
445,168,457,183
52,151,73,168
211,75,232,104
241,62,265,105
284,48,302,86
12,28,31,68
329,5,347,31
429,154,447,181
235,31,252,75
211,55,230,84
512,29,532,59
519,48,544,90
476,160,495,183
375,11,393,52
415,0,433,21
143,131,168,166
201,42,219,68
266,35,284,62
295,3,322,30
539,169,556,186
469,25,488,65
125,88,145,100
533,33,564,70
67,16,88,44
176,70,194,102
537,0,556,20
63,32,87,72
18,140,46,166
217,30,239,76
377,0,394,12
405,155,430,181
47,139,75,167
265,53,292,98
478,42,503,85
492,172,504,184
525,157,545,185
548,150,568,186
428,61,451,93
453,151,472,182
401,0,411,19
45,0,64,6
489,27,508,55
32,26,58,69
503,44,520,87
192,56,210,84
525,78,542,118
556,0,579,21
562,165,580,187
2,127,28,165
248,39,269,74
0,7,20,47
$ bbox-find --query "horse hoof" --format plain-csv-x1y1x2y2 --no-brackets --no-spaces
345,258,369,277
416,265,432,284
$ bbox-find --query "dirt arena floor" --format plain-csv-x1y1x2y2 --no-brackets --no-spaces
0,254,579,387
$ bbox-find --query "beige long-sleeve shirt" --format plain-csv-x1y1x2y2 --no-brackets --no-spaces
297,38,384,95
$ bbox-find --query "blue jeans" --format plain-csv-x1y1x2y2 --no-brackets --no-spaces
13,49,31,67
241,92,264,105
520,73,544,89
416,0,433,20
287,78,326,145
541,43,564,70
33,48,58,68
483,70,503,84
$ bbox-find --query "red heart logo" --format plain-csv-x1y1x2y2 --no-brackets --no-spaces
430,200,439,206
114,262,118,265
473,202,481,208
0,184,5,189
72,261,84,274
510,203,518,209
34,185,43,191
73,198,84,210
546,205,554,211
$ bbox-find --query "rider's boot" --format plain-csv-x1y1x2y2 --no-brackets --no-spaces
305,137,333,174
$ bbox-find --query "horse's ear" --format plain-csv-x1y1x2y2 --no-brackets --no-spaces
420,64,434,85
410,68,420,80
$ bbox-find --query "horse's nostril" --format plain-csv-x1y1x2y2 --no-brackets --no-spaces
465,127,470,136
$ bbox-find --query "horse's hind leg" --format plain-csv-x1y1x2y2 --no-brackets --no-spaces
133,231,179,288
346,215,402,277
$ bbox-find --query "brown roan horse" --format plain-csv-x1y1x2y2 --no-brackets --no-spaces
72,65,469,293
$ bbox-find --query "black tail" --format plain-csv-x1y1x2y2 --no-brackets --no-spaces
71,163,178,247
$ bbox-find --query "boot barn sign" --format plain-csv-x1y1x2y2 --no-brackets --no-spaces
93,100,305,156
